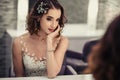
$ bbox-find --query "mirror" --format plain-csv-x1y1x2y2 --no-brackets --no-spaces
0,0,120,78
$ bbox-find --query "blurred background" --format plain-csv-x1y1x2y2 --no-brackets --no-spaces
0,0,120,77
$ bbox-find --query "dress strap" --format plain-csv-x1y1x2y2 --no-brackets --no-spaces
19,36,28,54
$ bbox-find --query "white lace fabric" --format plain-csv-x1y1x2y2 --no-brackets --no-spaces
19,36,47,76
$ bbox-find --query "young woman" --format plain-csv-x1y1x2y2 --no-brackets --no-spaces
12,0,68,78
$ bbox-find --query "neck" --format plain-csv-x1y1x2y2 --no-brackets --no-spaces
30,31,47,41
37,30,47,38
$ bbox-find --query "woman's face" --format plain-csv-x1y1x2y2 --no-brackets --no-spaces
39,8,61,35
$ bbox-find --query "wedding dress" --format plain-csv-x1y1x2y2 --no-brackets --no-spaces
20,36,47,76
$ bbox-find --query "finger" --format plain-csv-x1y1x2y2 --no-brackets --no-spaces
54,25,60,33
57,37,61,41
55,37,61,44
48,25,61,38
54,37,60,41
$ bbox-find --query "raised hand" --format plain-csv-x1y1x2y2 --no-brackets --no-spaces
46,25,61,51
47,25,61,39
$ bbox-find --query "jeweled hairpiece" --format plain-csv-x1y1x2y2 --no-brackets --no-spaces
37,2,48,14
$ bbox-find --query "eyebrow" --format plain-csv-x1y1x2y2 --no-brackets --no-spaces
47,16,60,20
47,16,53,18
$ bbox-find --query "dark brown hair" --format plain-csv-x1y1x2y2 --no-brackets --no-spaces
92,15,120,80
26,0,67,35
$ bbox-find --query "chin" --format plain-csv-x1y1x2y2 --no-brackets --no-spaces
47,31,53,34
46,32,51,35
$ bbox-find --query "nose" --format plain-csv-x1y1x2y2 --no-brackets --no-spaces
51,21,57,28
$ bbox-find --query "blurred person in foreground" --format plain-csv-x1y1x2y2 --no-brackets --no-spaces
83,15,120,80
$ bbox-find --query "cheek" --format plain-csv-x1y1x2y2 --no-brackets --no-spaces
55,22,59,26
40,21,49,28
87,53,95,69
88,54,92,66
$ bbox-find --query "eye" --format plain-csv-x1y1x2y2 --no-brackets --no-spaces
47,17,52,21
56,18,60,22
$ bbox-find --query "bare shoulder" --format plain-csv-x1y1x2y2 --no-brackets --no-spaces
13,33,28,42
13,36,20,46
12,33,28,48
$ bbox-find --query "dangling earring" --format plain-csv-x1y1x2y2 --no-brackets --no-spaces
34,23,39,32
37,18,41,30
35,20,40,31
37,21,40,29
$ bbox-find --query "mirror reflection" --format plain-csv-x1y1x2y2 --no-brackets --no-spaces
0,0,120,78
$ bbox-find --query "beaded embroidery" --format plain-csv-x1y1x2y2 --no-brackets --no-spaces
37,2,49,14
20,36,47,76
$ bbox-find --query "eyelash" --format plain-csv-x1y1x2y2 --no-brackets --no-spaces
56,19,60,22
47,18,52,21
46,18,60,22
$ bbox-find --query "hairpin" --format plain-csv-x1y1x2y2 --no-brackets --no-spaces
37,2,48,14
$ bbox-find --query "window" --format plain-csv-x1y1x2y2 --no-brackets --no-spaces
17,0,102,37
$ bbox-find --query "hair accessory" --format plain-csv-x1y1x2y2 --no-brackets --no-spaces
37,2,48,14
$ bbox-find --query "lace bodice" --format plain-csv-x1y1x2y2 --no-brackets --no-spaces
20,36,47,76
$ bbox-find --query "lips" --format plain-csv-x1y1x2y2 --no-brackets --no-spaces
48,28,54,32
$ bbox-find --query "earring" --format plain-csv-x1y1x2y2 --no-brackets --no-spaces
36,21,40,29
